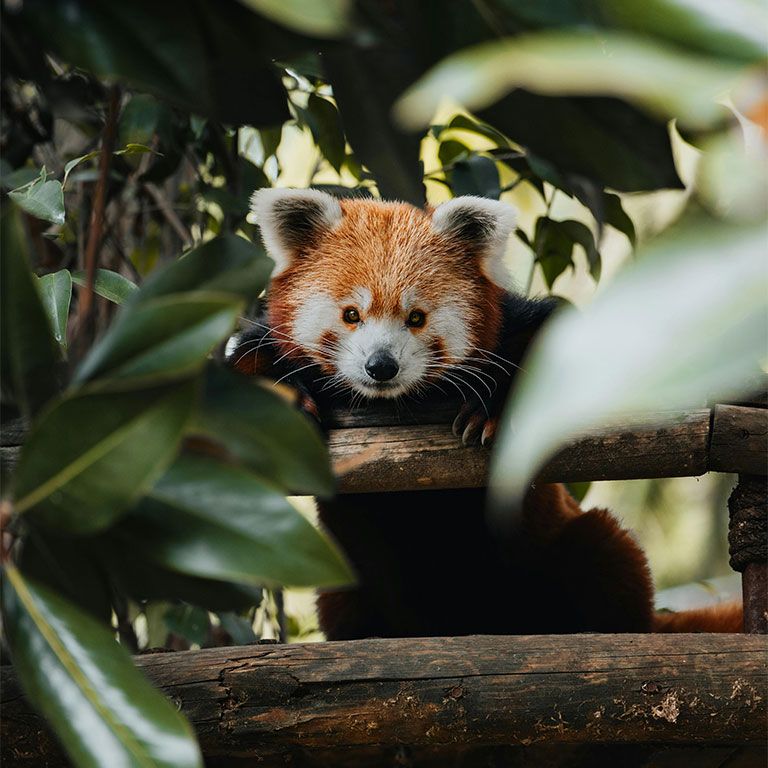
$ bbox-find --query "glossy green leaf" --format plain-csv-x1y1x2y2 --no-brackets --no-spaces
74,293,243,386
2,566,202,768
558,219,601,282
437,140,469,169
396,30,743,132
490,221,768,509
450,154,501,199
236,0,350,37
0,165,40,191
36,270,72,350
304,93,346,173
9,171,65,225
194,366,334,497
123,454,354,588
136,235,273,305
105,543,264,612
72,269,139,305
0,204,62,417
14,382,197,533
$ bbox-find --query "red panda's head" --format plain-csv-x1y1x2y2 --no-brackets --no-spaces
251,189,517,399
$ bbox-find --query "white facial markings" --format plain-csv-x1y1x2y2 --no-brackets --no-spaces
292,292,339,351
343,286,372,313
429,303,472,361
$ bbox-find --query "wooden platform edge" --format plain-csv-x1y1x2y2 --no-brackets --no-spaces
2,634,765,766
330,407,750,493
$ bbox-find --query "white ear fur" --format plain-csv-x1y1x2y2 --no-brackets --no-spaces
250,187,342,277
431,196,518,288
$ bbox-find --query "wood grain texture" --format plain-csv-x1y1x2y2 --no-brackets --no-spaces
2,634,765,766
710,406,768,476
330,409,714,493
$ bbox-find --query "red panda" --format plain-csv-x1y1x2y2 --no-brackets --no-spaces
230,188,743,639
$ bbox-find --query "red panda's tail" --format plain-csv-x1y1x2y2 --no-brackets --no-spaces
653,602,743,633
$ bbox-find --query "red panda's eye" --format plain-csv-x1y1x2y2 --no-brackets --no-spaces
343,307,361,324
406,310,426,328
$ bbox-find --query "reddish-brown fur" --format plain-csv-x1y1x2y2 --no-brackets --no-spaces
267,199,505,366
236,193,743,639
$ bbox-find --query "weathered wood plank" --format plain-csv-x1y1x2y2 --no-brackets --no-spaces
2,635,765,766
710,405,768,476
330,409,713,493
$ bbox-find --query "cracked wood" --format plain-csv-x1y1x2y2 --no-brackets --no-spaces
2,634,765,766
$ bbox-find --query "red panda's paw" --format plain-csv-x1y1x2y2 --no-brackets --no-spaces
452,402,497,447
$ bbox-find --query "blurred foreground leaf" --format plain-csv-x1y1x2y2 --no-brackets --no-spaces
395,31,744,131
237,0,350,38
194,366,335,497
120,454,353,589
490,221,768,509
2,566,203,768
1,204,62,417
14,382,197,533
74,293,242,386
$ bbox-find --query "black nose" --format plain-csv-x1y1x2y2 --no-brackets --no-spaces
365,351,399,382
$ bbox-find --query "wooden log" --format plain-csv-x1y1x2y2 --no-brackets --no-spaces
710,405,768,476
2,634,765,766
330,409,713,493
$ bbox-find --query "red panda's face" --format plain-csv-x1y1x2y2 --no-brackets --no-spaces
252,190,516,400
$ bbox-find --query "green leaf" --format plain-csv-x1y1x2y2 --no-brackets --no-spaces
437,140,469,169
13,382,197,534
534,218,601,286
136,234,273,305
445,114,511,147
489,221,768,508
9,170,65,225
193,366,334,497
2,566,203,768
36,270,72,350
603,192,637,246
104,541,264,612
450,154,501,199
600,0,767,63
395,30,744,132
304,93,346,173
121,454,354,589
558,220,601,282
163,604,210,646
63,152,100,188
236,0,350,37
74,293,243,387
18,0,291,127
72,269,139,305
1,165,42,191
0,204,62,417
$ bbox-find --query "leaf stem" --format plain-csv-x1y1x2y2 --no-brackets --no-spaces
75,86,121,337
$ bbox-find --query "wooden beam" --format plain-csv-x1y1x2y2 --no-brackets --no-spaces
2,634,765,766
710,405,768,475
330,408,715,493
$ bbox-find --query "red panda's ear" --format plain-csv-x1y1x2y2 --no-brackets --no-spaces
250,188,342,276
431,196,517,287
